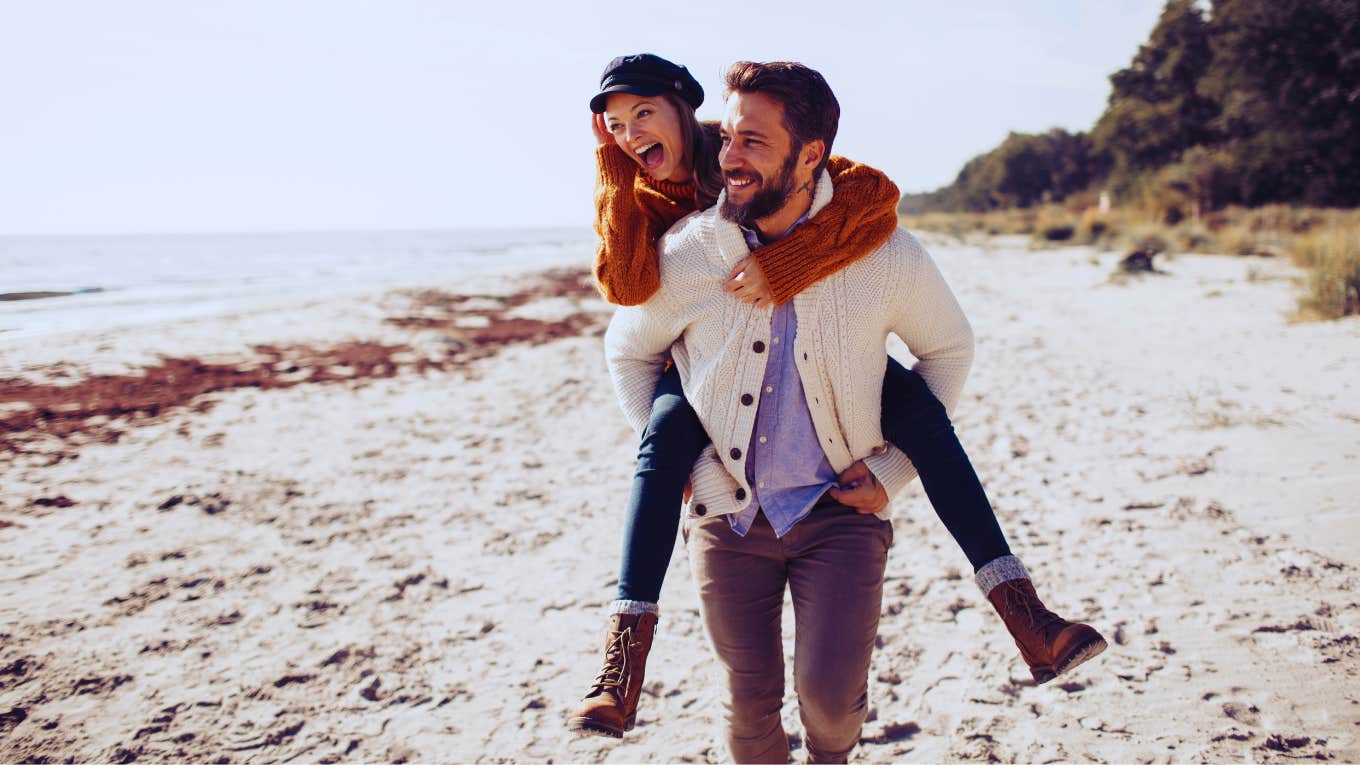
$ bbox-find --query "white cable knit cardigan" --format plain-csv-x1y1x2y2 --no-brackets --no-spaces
604,170,975,520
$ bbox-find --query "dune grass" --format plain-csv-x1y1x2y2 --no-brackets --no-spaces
902,204,1360,320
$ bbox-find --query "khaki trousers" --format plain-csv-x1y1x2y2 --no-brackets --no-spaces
684,502,893,764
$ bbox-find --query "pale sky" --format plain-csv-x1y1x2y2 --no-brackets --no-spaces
0,1,1165,235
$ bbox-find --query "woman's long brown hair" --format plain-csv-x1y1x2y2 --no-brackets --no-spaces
663,92,724,208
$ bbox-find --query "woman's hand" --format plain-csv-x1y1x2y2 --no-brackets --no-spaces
591,113,613,146
723,257,773,308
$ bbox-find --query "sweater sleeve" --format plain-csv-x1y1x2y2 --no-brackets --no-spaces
889,237,975,415
862,235,974,502
592,144,663,307
750,155,901,305
603,279,688,436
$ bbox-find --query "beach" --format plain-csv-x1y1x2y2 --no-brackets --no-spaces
2,234,1358,763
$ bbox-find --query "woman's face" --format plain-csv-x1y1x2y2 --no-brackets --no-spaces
602,93,692,184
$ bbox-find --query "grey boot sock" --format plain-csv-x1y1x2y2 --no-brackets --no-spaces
974,555,1030,597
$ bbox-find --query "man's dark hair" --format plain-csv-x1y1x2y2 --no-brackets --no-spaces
723,61,840,176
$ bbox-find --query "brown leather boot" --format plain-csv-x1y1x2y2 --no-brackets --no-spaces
567,612,658,738
986,578,1107,684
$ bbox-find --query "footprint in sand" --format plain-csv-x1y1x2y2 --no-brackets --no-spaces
1221,701,1262,727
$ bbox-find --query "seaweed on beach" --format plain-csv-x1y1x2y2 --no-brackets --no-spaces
0,268,604,465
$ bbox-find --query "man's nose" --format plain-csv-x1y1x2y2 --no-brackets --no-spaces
720,143,741,170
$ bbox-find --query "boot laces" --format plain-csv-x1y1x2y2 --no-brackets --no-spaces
1000,586,1063,635
590,627,633,691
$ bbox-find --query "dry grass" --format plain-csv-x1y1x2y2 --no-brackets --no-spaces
903,204,1360,321
901,209,1038,240
1292,225,1360,319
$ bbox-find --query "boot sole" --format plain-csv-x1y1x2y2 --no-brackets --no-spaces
568,717,623,739
567,713,636,739
1033,635,1108,685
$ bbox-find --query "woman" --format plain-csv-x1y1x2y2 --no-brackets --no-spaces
568,53,1105,739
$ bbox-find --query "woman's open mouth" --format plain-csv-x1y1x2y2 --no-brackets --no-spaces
635,142,665,171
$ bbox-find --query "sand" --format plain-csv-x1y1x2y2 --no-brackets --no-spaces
1,240,1357,763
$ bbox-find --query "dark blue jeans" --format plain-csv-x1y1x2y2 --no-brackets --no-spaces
614,357,1012,604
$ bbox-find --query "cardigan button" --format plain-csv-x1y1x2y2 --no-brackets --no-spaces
694,504,707,516
752,341,765,353
730,447,742,460
735,488,747,501
740,393,754,405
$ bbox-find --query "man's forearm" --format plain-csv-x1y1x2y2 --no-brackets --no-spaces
603,304,680,435
607,354,668,435
896,247,975,415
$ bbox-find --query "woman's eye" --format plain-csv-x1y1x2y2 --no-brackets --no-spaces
637,109,652,118
608,124,622,133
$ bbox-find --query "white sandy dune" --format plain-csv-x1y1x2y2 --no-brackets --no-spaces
1,239,1357,763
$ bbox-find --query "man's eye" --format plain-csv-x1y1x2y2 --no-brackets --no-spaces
720,135,732,144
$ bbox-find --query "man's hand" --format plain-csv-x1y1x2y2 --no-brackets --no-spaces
592,113,613,147
723,257,773,308
827,461,888,514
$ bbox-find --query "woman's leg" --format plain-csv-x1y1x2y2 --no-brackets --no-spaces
615,362,710,605
880,358,1106,684
878,356,1010,571
570,362,709,738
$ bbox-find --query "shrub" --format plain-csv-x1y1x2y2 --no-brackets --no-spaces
1293,226,1360,319
1218,224,1266,256
1033,206,1078,243
1174,223,1216,252
1041,224,1075,241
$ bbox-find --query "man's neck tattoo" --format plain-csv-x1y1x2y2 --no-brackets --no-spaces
796,179,814,196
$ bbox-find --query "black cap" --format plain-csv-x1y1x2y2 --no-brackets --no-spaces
589,53,704,114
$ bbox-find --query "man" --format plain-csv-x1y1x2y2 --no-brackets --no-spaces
605,61,982,763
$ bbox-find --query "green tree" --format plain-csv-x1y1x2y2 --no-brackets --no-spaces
1092,0,1218,186
900,130,1103,213
1199,0,1360,206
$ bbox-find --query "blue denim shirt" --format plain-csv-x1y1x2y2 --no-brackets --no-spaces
729,216,839,537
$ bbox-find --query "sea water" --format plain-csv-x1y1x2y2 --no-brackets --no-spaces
0,227,595,338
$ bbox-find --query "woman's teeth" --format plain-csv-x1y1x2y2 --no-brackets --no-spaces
636,142,665,170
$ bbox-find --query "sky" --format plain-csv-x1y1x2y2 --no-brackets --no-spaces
0,1,1167,236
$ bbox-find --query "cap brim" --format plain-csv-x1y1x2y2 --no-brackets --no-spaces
590,83,667,113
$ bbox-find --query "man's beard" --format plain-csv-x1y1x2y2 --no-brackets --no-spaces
719,144,802,228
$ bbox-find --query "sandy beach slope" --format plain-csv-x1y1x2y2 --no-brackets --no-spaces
2,240,1358,763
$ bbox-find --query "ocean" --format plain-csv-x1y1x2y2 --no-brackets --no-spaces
0,227,595,339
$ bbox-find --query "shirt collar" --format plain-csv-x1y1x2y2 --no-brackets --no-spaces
739,210,811,250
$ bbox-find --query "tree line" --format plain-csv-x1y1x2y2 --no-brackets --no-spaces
900,0,1360,216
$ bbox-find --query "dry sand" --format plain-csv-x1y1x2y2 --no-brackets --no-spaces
1,240,1358,763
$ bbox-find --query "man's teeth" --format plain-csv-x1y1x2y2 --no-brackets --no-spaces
635,142,659,156
729,177,752,187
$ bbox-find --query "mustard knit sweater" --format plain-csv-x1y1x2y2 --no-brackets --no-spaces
592,143,901,306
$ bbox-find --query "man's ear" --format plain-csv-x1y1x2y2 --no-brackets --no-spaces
801,139,825,173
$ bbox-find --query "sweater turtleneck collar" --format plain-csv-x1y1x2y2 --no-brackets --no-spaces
641,172,696,203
